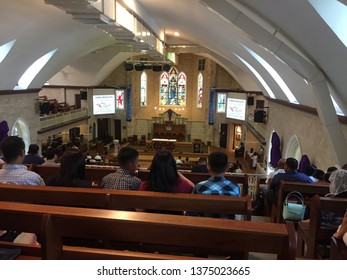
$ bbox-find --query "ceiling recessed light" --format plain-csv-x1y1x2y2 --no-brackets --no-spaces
174,32,179,36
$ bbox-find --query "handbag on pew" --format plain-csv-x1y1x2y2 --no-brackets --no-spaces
282,191,306,221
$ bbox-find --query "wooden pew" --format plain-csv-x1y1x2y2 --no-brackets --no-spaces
33,165,249,195
0,201,296,260
0,184,252,220
137,170,249,196
330,237,347,260
0,241,200,260
296,195,347,259
272,181,330,223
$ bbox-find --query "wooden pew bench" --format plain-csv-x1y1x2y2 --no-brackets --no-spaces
0,241,200,260
296,195,347,259
0,184,252,220
272,181,330,223
0,201,296,260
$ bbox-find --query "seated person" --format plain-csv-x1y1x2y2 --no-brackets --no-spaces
268,157,313,204
139,151,194,193
191,157,208,173
101,147,141,190
191,151,240,219
234,142,244,158
176,156,183,164
22,144,45,165
320,169,347,229
333,210,347,246
266,158,285,184
47,151,92,188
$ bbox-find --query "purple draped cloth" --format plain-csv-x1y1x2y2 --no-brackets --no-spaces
270,131,281,167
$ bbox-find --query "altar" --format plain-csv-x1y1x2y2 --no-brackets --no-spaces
147,138,177,151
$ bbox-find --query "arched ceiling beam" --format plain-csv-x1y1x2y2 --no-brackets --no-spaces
201,0,347,166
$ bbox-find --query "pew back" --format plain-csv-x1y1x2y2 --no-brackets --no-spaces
0,201,295,259
32,165,249,195
272,181,330,223
0,184,252,220
297,195,347,259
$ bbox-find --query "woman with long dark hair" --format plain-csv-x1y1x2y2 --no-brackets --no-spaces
46,151,92,188
139,151,193,193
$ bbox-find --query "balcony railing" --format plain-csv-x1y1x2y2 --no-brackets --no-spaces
245,114,266,145
40,107,88,130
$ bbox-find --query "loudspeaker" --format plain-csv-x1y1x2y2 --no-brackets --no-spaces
80,90,87,100
143,64,152,70
254,110,266,123
163,64,171,71
123,63,133,71
247,96,254,106
134,63,144,71
152,65,162,72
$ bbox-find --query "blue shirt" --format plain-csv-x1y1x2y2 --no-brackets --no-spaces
0,164,45,185
270,170,313,192
191,176,240,219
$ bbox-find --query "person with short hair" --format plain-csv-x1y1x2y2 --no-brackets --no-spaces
101,147,141,190
192,151,240,219
22,144,45,165
0,136,45,185
0,136,44,242
269,157,313,203
266,158,285,184
191,157,208,173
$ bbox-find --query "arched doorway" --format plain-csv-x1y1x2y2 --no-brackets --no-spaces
284,135,302,162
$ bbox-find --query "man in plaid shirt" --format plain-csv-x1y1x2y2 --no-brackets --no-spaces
192,151,240,219
101,146,141,190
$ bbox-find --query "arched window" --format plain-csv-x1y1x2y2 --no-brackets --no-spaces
197,72,203,108
140,72,147,106
284,135,302,162
159,66,186,106
159,72,169,106
11,118,30,153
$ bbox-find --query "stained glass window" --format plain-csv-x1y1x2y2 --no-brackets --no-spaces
116,89,124,109
140,72,147,106
159,66,186,106
197,72,203,108
217,93,226,113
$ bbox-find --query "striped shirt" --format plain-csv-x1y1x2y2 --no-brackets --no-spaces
101,168,142,190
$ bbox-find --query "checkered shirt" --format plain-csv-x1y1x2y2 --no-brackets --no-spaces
191,176,240,219
0,164,45,185
101,168,142,190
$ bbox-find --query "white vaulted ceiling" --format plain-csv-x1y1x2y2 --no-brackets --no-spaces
0,0,346,115
1,0,346,165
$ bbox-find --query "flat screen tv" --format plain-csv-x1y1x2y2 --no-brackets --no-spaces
93,95,115,115
226,98,246,121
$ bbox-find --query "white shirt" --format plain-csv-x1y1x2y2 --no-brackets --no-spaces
266,168,285,184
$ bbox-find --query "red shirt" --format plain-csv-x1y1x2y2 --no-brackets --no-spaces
139,178,193,193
